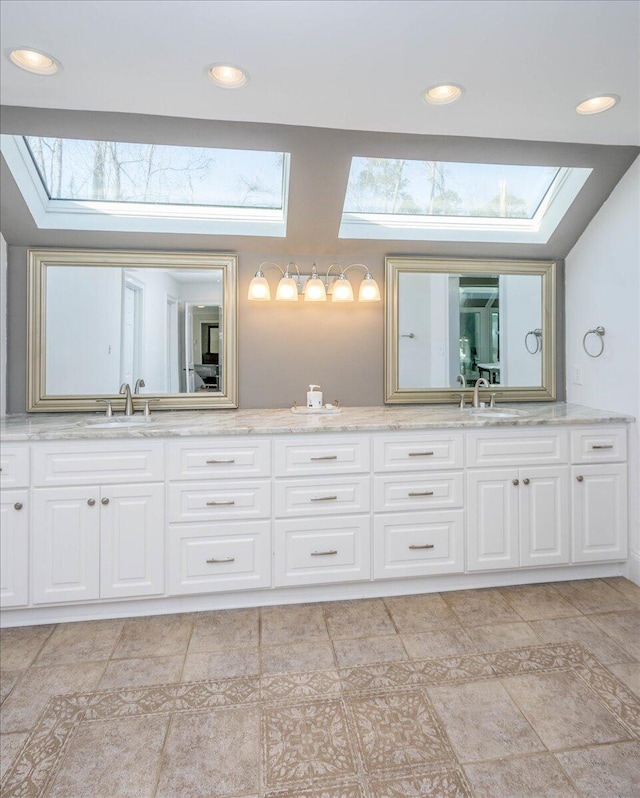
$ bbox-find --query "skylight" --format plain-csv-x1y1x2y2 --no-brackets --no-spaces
339,157,592,244
0,135,290,236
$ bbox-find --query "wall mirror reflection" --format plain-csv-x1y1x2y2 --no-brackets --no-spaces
385,257,556,403
28,249,238,411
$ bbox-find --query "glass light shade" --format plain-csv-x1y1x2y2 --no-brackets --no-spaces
304,277,327,302
332,276,354,302
423,84,464,105
576,95,619,115
275,276,299,301
247,274,271,301
359,277,381,302
9,48,60,75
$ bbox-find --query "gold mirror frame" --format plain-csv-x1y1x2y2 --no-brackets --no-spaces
27,248,238,412
384,257,557,404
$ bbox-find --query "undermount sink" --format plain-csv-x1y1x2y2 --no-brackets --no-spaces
81,417,152,428
465,407,528,419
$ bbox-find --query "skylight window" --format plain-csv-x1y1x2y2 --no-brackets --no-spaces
340,157,592,244
0,135,290,236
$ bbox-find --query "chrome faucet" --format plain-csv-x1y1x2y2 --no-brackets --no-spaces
134,378,145,394
456,373,466,388
473,377,490,408
119,383,134,416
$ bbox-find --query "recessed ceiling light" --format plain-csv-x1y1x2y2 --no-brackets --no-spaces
207,63,248,89
8,47,60,75
423,84,464,105
576,95,620,115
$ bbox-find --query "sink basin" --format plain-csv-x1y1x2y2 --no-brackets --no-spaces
82,418,152,428
466,407,528,419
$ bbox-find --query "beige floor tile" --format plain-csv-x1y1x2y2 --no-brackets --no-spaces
589,610,640,659
265,786,363,798
402,625,478,660
441,588,523,627
323,599,396,639
348,690,453,772
466,622,541,652
47,714,168,798
0,625,54,670
0,733,28,781
555,741,640,798
34,619,124,666
333,635,407,668
261,641,335,675
529,615,635,665
384,593,460,633
263,699,356,787
182,647,259,681
188,607,259,652
603,576,640,606
261,603,328,645
499,584,579,621
0,669,23,704
368,766,471,798
428,679,545,762
0,661,105,733
502,670,631,750
112,613,193,659
554,579,635,614
464,752,579,797
607,661,640,696
98,655,184,689
156,707,259,797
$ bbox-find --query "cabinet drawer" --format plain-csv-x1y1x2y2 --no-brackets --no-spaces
373,510,464,579
275,436,370,477
373,433,463,473
0,446,30,489
274,516,370,586
274,476,370,517
166,439,271,480
571,427,627,464
466,429,568,467
373,472,463,512
33,442,164,487
167,521,271,595
168,480,271,522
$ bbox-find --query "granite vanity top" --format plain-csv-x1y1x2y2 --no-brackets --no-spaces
0,403,634,442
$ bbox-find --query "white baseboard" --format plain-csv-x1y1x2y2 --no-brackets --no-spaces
624,548,640,586
0,561,625,628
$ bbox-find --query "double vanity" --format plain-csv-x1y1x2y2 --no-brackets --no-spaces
0,402,631,627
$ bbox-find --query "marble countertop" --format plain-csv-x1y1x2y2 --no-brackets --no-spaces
0,403,634,442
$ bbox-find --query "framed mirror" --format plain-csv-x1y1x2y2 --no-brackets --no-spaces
385,257,557,404
27,249,238,411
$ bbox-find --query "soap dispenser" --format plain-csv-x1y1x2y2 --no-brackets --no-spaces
307,384,323,409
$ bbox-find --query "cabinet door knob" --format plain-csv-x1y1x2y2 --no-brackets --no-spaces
577,475,584,483
513,479,519,486
523,478,530,485
101,497,110,505
87,498,96,506
14,502,23,510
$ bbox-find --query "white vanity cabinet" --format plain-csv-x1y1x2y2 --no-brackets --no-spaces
0,446,30,608
571,427,628,563
466,429,570,572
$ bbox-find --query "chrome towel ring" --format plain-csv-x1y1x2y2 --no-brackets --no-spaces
583,326,605,358
525,328,542,354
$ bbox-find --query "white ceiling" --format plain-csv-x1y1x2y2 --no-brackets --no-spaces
1,0,638,146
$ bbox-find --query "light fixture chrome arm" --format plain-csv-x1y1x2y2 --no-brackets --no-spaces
342,263,381,302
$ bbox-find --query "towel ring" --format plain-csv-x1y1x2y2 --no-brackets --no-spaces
525,329,542,354
583,326,605,358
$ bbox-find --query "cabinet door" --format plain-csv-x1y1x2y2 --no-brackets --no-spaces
572,464,628,562
0,490,29,607
33,487,100,604
519,466,569,567
467,469,519,571
100,483,164,598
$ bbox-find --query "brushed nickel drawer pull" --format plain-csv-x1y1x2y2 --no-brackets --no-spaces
101,497,110,505
409,543,435,550
311,495,338,502
206,556,235,563
311,549,338,556
513,479,519,486
409,451,434,457
310,455,338,461
206,458,236,464
408,490,434,497
523,478,530,485
592,444,614,449
577,475,584,482
87,498,96,507
14,502,23,511
206,500,236,506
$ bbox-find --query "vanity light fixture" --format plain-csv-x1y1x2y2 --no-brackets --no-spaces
247,261,380,303
423,83,464,105
325,263,381,303
576,94,620,115
248,261,301,302
8,47,61,75
207,63,248,88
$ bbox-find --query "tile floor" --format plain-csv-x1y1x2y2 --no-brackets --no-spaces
0,577,639,797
